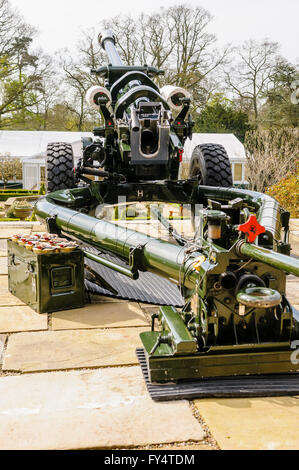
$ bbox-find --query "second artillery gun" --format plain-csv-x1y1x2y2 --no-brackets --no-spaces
36,30,299,400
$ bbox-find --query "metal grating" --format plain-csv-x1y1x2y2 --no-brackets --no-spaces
84,246,184,307
136,348,299,401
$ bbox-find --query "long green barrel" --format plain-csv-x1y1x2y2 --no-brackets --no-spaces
238,242,299,277
35,196,199,288
35,189,299,284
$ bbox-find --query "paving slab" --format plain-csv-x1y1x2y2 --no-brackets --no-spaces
0,275,8,292
90,294,127,303
0,222,34,228
0,257,7,275
0,366,205,450
139,303,160,311
194,396,299,450
31,223,47,232
0,334,5,365
148,444,212,450
0,240,7,251
286,279,299,304
3,327,146,372
290,236,299,257
51,302,149,330
0,306,48,333
0,292,25,306
290,219,299,229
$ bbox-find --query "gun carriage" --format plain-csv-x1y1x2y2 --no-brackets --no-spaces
34,30,299,397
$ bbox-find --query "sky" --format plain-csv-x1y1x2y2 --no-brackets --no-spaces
9,0,299,63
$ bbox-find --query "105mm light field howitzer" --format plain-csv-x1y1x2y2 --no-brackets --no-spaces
35,30,299,399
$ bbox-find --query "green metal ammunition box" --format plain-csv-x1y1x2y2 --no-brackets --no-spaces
7,240,85,313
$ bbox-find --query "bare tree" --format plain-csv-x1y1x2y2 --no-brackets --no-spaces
103,16,141,66
225,39,279,124
0,0,26,58
165,5,229,88
59,43,101,131
34,71,60,130
66,5,229,117
244,127,298,192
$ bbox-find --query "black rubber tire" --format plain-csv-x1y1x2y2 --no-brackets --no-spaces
188,143,233,186
46,142,75,193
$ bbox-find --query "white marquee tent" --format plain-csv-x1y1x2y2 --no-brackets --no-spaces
0,131,92,190
0,130,248,189
0,130,92,158
182,133,248,185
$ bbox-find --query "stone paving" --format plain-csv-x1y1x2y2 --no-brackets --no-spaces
3,327,147,372
0,305,47,333
0,367,205,450
193,396,299,450
0,221,298,450
0,335,5,365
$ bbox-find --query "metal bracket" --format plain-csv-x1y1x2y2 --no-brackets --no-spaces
151,313,159,332
46,216,61,236
129,244,146,274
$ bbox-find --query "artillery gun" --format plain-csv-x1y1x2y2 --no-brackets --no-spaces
36,30,299,399
46,29,231,190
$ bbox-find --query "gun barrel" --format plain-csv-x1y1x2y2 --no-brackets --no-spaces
99,29,123,67
238,242,299,277
35,195,199,288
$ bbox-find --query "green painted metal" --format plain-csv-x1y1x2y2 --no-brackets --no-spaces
30,27,299,384
34,29,299,380
35,195,201,288
34,187,299,380
34,185,299,360
239,242,299,277
154,306,197,355
83,250,138,279
141,347,298,383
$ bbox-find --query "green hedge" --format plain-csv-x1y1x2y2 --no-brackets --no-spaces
0,190,39,201
0,189,39,192
0,218,21,221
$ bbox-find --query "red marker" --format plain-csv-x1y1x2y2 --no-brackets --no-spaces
238,215,265,243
